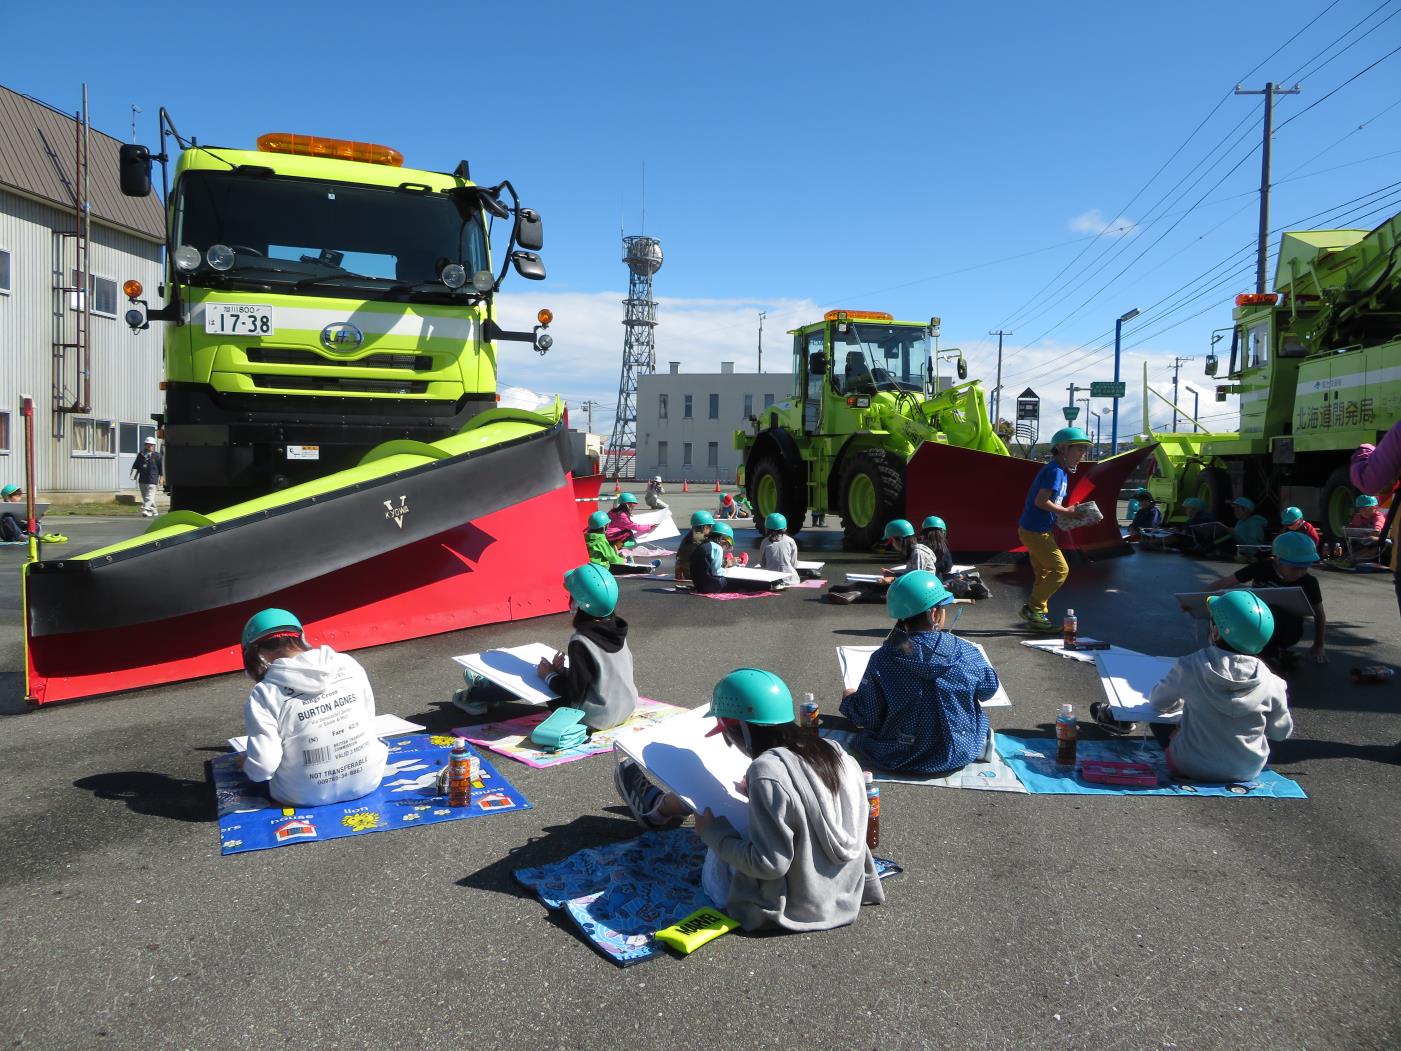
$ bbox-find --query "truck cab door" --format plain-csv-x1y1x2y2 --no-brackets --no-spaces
802,328,825,435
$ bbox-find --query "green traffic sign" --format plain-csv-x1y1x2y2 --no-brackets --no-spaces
1090,381,1127,398
1062,406,1080,421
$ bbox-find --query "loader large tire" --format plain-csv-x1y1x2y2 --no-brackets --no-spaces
839,449,905,550
747,453,805,539
1320,465,1358,543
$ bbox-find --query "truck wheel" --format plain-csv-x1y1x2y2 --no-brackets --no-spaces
838,449,904,550
1320,465,1357,543
1196,466,1231,520
747,454,804,539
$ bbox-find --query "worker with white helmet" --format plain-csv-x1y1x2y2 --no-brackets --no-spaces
644,476,668,510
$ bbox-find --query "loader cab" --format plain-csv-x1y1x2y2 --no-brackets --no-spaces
1228,294,1315,443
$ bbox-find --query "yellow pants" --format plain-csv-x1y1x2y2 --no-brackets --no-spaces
1018,528,1068,614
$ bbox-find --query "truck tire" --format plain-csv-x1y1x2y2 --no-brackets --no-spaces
1320,465,1357,543
838,448,905,550
1196,466,1231,521
747,453,805,539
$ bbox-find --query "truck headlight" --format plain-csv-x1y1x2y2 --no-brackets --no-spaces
207,244,234,271
471,269,496,292
440,263,466,289
174,245,201,272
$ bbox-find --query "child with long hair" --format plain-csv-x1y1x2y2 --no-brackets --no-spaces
757,512,800,585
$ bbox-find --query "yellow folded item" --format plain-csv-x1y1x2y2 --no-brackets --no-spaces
654,906,739,955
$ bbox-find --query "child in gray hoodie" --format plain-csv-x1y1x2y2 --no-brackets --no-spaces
537,564,639,732
1148,589,1292,783
614,668,884,932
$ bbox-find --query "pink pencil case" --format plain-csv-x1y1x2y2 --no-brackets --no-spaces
1079,760,1159,787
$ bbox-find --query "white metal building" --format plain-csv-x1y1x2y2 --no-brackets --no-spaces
0,85,165,496
634,362,793,482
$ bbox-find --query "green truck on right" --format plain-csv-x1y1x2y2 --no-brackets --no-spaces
1140,207,1399,541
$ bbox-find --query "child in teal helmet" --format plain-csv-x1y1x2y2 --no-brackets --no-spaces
605,492,656,547
757,512,800,585
1349,494,1384,534
840,572,999,774
1229,497,1268,552
675,509,714,582
1145,590,1292,781
1017,428,1091,630
691,521,759,592
586,509,653,576
1280,506,1321,547
1201,531,1327,666
614,668,884,931
1127,489,1162,538
534,563,639,731
825,518,932,604
239,608,387,807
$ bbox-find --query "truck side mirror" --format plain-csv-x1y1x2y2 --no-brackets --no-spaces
119,143,152,198
957,358,968,380
511,251,547,281
515,209,543,251
808,352,826,376
1204,354,1218,376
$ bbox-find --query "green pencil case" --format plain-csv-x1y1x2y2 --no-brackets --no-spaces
530,706,589,751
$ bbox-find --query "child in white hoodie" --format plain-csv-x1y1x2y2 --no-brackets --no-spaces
757,512,800,586
239,608,387,808
1147,590,1292,783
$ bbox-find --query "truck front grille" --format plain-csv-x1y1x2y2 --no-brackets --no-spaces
245,347,433,372
249,375,431,395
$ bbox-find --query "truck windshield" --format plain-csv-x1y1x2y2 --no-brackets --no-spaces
173,171,489,300
834,323,930,394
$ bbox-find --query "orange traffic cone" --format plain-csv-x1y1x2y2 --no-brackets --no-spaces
613,477,621,494
682,479,689,493
713,478,721,492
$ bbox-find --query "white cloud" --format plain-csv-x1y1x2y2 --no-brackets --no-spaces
1068,208,1137,237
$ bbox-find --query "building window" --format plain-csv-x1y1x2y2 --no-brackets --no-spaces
683,442,692,468
72,418,116,457
658,393,668,420
708,393,719,419
0,248,10,295
707,442,718,468
70,272,119,318
657,440,668,466
763,393,776,409
683,394,693,419
0,411,9,453
744,393,753,418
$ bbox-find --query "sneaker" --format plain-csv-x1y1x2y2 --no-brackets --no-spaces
825,589,860,605
451,687,490,716
969,580,992,600
1020,605,1057,633
614,757,682,829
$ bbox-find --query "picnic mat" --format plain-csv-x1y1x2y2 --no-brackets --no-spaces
516,829,902,967
456,697,687,768
821,728,1026,793
994,733,1307,798
666,586,781,600
212,735,531,855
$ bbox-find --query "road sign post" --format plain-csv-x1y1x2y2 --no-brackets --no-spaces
1062,406,1080,421
1090,381,1126,398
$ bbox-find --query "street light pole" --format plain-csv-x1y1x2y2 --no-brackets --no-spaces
1111,307,1139,455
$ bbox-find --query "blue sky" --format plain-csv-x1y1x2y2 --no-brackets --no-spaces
11,0,1400,440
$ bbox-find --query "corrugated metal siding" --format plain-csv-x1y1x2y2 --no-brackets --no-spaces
0,84,165,242
0,189,165,493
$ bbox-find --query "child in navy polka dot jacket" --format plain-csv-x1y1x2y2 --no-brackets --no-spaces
839,571,999,775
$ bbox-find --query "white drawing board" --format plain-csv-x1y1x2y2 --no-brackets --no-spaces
836,643,1011,707
723,565,789,586
796,560,825,572
453,643,561,705
845,573,886,584
1019,636,1142,665
614,706,752,833
630,508,680,542
1093,651,1180,724
1175,586,1314,620
227,713,424,753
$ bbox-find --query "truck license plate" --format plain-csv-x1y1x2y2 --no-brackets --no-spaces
205,304,274,336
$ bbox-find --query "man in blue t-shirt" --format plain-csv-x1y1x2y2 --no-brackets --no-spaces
1016,427,1091,631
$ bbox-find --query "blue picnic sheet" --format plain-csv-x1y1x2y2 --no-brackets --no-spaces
213,734,531,855
994,733,1307,798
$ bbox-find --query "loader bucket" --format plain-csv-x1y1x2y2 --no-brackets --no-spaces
903,442,1156,558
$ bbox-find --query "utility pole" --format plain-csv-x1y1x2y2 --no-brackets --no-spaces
1168,357,1193,432
988,329,1012,424
757,311,766,374
1235,81,1300,293
578,399,600,432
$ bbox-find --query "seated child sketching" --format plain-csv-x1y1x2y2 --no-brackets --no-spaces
1126,489,1163,538
921,514,989,599
534,563,639,731
675,510,714,582
1279,506,1320,547
824,519,933,604
0,484,25,542
1171,497,1227,555
239,608,388,808
613,667,884,932
1349,494,1384,535
689,521,756,593
605,492,656,547
1199,531,1326,666
1146,589,1292,782
757,512,800,585
585,510,652,576
839,572,998,774
1229,497,1268,552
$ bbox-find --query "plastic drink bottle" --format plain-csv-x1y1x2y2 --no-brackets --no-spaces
800,692,819,728
448,737,473,807
1055,704,1078,766
864,771,880,850
1062,609,1078,649
1350,666,1395,683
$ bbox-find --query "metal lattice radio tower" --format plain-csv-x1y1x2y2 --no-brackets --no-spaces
604,234,663,478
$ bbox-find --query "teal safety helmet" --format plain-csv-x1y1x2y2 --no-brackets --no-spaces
1182,497,1205,511
1127,499,1141,517
883,518,915,540
1206,590,1275,655
587,510,609,530
887,570,955,621
710,521,735,541
1355,494,1379,509
0,484,18,498
920,515,947,532
690,509,715,528
563,562,619,616
764,512,787,532
1280,506,1304,525
1050,427,1091,450
241,608,303,649
1272,531,1319,565
615,492,638,507
1231,496,1255,512
707,668,795,726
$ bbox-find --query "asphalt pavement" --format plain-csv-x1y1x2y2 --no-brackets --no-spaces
1,493,1398,1050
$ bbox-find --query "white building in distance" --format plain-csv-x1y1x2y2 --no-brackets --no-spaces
634,361,793,482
